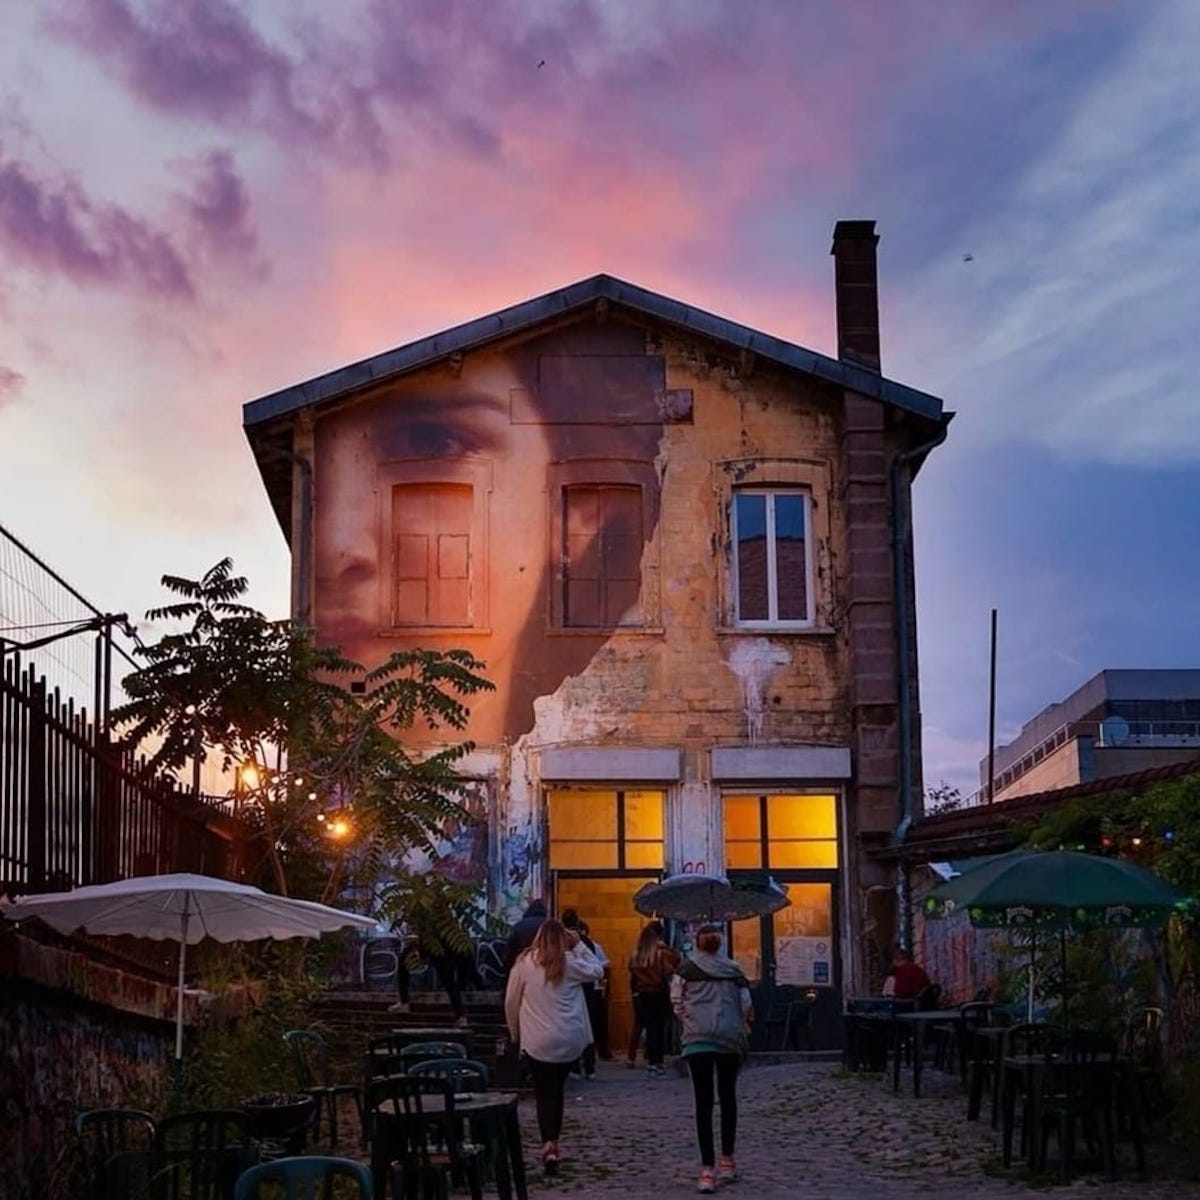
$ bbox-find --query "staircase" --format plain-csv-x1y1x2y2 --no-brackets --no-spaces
310,988,517,1085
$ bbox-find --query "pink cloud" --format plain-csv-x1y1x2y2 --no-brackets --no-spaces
0,144,194,297
0,364,25,403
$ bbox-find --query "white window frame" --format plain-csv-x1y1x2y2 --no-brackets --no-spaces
731,488,814,629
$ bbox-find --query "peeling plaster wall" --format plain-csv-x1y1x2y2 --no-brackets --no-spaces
302,314,909,992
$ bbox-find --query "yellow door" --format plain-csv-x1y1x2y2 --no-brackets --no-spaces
555,876,649,1059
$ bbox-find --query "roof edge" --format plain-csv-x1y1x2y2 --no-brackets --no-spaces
243,273,944,428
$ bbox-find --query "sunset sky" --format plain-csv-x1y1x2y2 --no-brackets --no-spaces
2,0,1197,798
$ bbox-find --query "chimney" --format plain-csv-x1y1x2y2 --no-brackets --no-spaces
831,219,881,372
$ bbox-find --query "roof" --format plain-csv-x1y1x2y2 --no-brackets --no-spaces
244,273,944,427
884,759,1200,862
242,273,948,538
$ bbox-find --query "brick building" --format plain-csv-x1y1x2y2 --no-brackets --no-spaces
243,221,950,1047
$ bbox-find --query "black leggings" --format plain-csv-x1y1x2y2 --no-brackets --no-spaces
686,1052,740,1166
632,991,671,1065
524,1056,573,1143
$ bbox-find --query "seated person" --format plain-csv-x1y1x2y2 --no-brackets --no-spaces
882,945,931,1000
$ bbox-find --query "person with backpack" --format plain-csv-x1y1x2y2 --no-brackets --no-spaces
670,923,753,1193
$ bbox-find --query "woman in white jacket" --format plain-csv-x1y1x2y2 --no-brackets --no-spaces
505,916,603,1173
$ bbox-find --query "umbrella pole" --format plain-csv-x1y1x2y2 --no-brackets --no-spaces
1027,931,1036,1023
175,902,189,1060
1059,926,1069,1027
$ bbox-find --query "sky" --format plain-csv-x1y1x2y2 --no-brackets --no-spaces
1,0,1197,800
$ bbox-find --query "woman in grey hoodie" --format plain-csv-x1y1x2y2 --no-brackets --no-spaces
670,924,753,1194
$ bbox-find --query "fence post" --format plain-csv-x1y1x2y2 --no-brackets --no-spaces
28,677,47,890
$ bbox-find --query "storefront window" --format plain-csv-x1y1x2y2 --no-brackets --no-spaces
722,793,838,869
547,789,665,871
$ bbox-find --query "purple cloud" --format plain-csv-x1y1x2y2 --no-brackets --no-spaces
45,0,386,162
0,146,194,298
175,149,263,270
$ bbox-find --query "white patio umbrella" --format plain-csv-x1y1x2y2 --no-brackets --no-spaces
0,872,376,1060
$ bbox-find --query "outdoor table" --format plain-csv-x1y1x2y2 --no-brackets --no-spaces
842,997,915,1072
891,1009,963,1095
389,1026,473,1048
370,1089,527,1200
999,1052,1141,1176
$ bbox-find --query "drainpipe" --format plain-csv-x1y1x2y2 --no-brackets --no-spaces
891,421,950,949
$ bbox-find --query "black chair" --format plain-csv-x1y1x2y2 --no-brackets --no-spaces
75,1109,157,1200
155,1109,260,1200
759,998,810,1051
955,1002,999,1119
1000,1022,1067,1167
1123,1005,1168,1120
406,1058,489,1091
283,1029,364,1152
1036,1030,1121,1183
367,1074,485,1200
234,1155,372,1199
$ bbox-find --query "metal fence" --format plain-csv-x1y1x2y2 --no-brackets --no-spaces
1,651,233,896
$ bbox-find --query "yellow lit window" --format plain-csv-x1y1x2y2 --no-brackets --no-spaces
548,789,664,871
722,793,838,870
723,794,762,869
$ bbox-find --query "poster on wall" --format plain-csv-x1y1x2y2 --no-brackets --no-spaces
775,936,831,987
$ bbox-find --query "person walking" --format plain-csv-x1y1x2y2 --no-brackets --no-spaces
627,920,680,1076
561,909,609,1078
505,918,604,1174
670,924,753,1193
388,923,477,1028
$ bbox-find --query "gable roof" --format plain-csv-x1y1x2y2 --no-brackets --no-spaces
243,272,949,535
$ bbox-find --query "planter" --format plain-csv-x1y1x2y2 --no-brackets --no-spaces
241,1092,316,1156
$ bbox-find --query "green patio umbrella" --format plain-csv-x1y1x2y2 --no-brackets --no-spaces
923,849,1190,1023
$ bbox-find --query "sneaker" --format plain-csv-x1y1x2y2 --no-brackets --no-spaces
717,1157,740,1184
542,1143,559,1176
387,1001,409,1013
455,1015,470,1028
697,1168,716,1194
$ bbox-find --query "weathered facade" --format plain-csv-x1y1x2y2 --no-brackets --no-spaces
244,221,949,1047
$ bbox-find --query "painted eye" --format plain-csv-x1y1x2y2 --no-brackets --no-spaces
405,422,475,456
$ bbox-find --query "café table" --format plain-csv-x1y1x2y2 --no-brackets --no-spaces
370,1088,527,1200
891,1009,963,1096
999,1051,1141,1178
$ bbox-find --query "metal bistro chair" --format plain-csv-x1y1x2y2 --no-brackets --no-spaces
75,1109,158,1200
234,1155,372,1199
155,1109,260,1200
367,1074,485,1200
1000,1021,1068,1168
396,1042,468,1069
283,1029,365,1152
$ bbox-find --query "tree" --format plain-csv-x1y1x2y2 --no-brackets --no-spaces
923,781,967,815
113,559,494,905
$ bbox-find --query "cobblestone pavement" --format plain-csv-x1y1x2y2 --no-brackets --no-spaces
512,1058,1194,1199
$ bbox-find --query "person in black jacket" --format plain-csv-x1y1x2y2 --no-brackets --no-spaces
504,898,547,971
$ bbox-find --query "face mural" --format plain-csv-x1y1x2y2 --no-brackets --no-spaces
313,321,686,745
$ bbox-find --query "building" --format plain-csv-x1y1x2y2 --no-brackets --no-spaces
981,669,1200,802
243,221,950,1047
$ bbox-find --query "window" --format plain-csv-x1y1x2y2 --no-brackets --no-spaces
547,788,665,871
563,484,643,627
732,489,811,626
391,483,472,626
378,459,491,633
548,460,659,631
723,793,838,869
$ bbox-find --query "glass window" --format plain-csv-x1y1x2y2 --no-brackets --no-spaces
722,794,762,868
723,793,838,870
548,789,664,871
732,489,810,627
